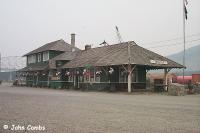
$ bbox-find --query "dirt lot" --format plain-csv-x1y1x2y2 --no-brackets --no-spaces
0,83,200,133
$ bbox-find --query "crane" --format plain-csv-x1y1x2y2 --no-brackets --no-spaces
115,26,123,43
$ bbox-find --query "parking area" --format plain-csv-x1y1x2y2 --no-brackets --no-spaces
0,84,200,133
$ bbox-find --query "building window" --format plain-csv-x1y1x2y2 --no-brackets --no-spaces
38,53,41,62
43,51,49,61
119,67,128,82
137,68,146,82
95,67,101,82
83,68,90,82
119,67,137,83
27,54,36,64
95,75,100,82
131,69,136,82
67,69,74,82
68,75,74,82
90,68,94,82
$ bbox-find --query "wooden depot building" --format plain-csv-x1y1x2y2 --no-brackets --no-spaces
18,34,184,92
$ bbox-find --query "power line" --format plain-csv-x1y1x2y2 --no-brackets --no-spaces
1,56,22,58
141,33,200,46
146,38,200,49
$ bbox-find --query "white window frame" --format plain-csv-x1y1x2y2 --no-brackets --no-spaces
38,53,42,62
43,51,49,61
27,54,36,64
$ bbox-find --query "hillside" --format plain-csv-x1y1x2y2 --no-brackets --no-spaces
167,44,200,72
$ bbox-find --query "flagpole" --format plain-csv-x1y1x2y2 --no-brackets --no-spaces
182,0,186,84
0,53,1,72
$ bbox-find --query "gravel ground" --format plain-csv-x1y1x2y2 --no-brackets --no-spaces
0,83,200,133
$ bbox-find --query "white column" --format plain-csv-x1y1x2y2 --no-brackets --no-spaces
164,69,168,91
47,71,50,87
127,41,132,93
128,65,132,93
36,74,38,87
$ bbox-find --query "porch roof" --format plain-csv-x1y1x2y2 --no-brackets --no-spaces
19,62,49,72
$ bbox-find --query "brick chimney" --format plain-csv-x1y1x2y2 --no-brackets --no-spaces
71,33,75,47
71,33,75,52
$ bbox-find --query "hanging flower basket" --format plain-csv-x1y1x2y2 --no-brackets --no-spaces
96,70,102,75
65,71,70,76
109,67,114,74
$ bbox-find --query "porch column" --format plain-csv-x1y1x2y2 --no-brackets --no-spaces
127,41,132,93
128,64,131,93
36,72,39,87
73,69,76,87
164,68,169,91
32,73,34,87
47,71,50,87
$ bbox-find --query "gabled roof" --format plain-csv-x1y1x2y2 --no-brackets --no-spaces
61,41,184,69
24,39,79,56
48,51,78,69
50,51,78,61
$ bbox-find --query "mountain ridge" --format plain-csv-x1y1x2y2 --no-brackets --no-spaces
167,44,200,72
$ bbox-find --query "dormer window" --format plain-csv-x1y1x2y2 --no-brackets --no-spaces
38,53,41,62
43,51,49,61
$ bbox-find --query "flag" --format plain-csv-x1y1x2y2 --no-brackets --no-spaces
185,0,188,5
184,5,188,20
184,0,188,20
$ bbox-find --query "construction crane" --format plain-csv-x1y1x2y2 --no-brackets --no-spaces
115,26,123,43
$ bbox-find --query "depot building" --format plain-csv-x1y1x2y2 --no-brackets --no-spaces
18,34,184,92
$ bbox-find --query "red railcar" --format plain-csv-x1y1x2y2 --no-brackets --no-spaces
192,74,200,84
173,76,192,84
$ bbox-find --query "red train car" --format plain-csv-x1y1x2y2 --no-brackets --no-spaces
173,76,192,84
192,74,200,84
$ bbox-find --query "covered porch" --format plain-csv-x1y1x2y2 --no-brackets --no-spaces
62,65,146,91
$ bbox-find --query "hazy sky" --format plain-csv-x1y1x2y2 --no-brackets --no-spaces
0,0,200,57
